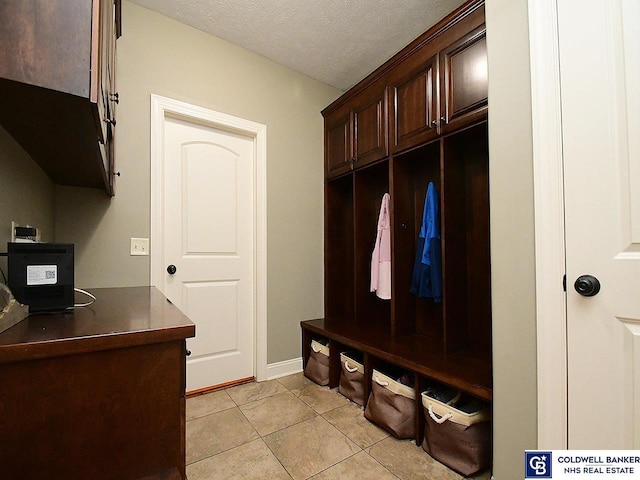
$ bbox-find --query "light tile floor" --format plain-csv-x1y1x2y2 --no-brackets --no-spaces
186,373,492,480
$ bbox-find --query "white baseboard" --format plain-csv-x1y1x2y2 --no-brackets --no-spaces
266,357,303,380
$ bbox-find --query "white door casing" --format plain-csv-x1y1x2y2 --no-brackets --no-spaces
528,0,568,449
150,95,268,389
530,0,640,448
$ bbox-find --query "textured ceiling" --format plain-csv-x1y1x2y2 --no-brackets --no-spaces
128,0,466,90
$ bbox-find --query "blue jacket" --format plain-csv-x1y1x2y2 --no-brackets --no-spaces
409,182,442,302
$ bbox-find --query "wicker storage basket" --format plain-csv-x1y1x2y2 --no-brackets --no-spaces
338,352,365,405
421,389,491,476
364,369,416,439
303,339,330,386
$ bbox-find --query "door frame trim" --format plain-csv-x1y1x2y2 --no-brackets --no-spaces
528,0,568,448
150,94,268,382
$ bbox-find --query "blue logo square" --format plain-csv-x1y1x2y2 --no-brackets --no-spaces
525,451,552,478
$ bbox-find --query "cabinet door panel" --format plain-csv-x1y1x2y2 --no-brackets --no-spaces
390,55,439,153
325,110,352,178
441,27,487,132
354,89,387,168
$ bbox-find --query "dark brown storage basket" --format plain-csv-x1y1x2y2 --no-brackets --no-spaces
421,390,491,477
338,352,365,405
303,339,330,385
364,369,416,439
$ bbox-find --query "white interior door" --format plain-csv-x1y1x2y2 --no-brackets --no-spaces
560,0,640,447
162,115,255,392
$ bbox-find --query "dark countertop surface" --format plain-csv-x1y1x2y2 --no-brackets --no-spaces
0,286,195,363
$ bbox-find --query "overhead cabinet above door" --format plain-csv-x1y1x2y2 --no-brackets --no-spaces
0,0,122,196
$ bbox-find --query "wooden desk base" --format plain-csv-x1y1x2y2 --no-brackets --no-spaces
0,287,194,480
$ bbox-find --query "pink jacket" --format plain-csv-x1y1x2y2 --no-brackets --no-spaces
370,193,391,299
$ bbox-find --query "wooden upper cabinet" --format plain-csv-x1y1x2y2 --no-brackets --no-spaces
388,2,486,154
389,52,439,153
96,0,119,192
0,0,121,196
325,85,388,179
440,25,487,134
353,86,388,169
325,106,353,178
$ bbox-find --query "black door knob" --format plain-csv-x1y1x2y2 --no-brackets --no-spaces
167,264,177,275
574,275,600,297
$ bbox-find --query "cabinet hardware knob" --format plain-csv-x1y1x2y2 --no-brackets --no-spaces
431,119,438,126
440,116,448,125
574,275,600,297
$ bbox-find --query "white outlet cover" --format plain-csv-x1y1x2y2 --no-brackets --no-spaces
130,237,150,256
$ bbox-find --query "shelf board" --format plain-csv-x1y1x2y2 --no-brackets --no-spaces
302,318,492,401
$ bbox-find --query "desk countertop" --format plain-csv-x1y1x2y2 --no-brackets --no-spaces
0,286,195,363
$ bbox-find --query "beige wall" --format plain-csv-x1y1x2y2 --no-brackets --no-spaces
486,0,538,477
55,1,342,364
0,126,55,277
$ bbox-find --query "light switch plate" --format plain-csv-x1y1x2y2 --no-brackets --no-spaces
130,238,149,256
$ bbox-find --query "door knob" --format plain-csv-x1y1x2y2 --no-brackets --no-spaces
167,264,177,275
574,275,600,297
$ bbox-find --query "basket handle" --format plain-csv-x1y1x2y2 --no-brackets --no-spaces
373,376,389,387
428,404,453,424
344,361,358,373
311,343,322,353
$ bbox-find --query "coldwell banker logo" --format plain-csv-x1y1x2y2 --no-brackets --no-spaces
525,451,552,478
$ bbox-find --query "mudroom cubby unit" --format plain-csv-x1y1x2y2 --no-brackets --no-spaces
302,0,491,449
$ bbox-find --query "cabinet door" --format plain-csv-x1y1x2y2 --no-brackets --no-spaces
325,107,353,179
98,1,117,156
440,26,487,133
102,0,118,192
353,87,388,169
102,0,117,129
91,0,118,195
389,54,439,154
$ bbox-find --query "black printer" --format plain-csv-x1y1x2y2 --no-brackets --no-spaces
7,243,74,312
